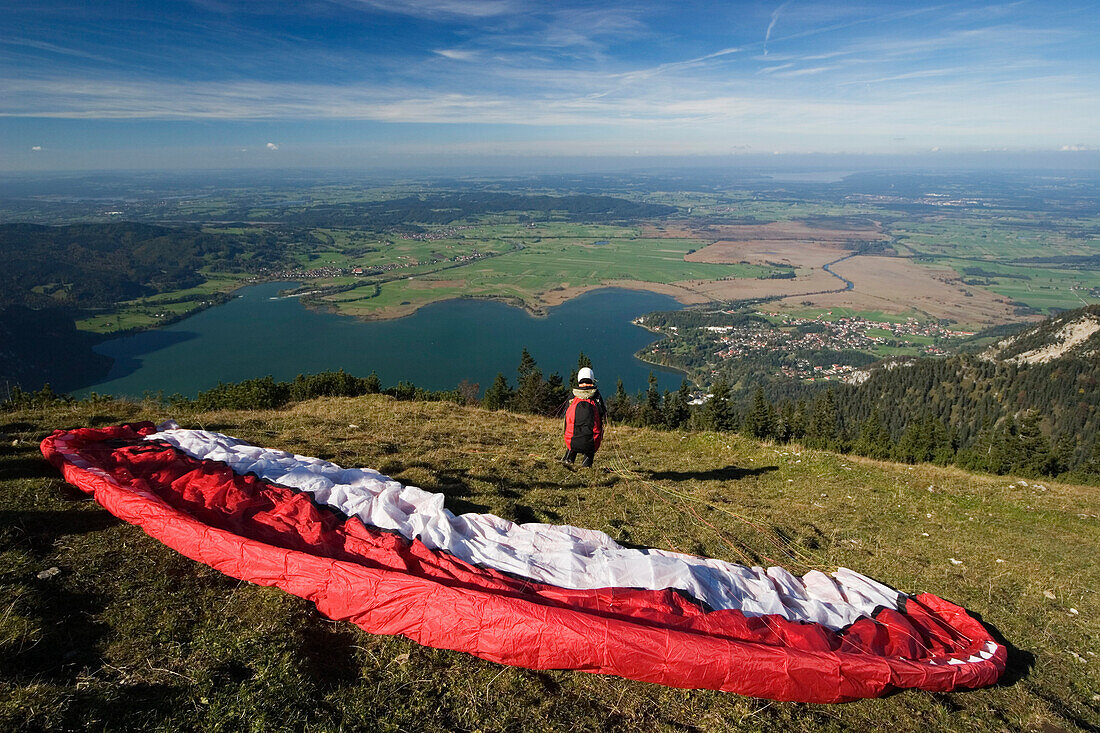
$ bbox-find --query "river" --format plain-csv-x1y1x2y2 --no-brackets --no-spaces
78,283,687,398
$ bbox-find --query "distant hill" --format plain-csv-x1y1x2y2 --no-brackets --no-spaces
0,222,287,311
829,305,1100,472
0,305,112,392
980,304,1100,363
259,192,678,228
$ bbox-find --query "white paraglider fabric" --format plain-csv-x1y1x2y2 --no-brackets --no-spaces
147,425,901,630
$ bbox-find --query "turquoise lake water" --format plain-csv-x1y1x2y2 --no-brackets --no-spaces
79,283,686,398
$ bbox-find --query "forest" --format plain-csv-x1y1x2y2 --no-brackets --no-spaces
0,222,290,310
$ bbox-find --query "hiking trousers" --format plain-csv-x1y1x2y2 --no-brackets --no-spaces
561,449,594,467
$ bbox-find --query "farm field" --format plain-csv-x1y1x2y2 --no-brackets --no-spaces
7,175,1097,344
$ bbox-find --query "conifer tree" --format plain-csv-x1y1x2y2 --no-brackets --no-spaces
853,408,891,459
701,379,736,432
744,386,775,440
543,372,570,415
608,378,634,423
663,379,691,429
513,350,546,414
1084,433,1100,476
576,351,593,374
775,400,797,443
805,390,839,449
517,348,537,381
1013,410,1054,476
481,373,514,411
639,372,662,426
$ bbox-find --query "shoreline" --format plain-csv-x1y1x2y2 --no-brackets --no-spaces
308,279,714,324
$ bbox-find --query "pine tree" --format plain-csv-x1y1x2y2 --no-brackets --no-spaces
639,372,662,426
663,379,691,429
514,366,545,414
743,386,775,440
576,351,593,374
542,372,570,415
775,400,797,443
853,408,891,459
805,390,839,449
608,378,634,423
1052,433,1076,475
1084,433,1100,476
790,399,808,440
517,348,537,381
701,379,735,432
1013,410,1054,476
482,373,514,411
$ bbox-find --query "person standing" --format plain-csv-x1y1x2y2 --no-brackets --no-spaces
561,367,607,467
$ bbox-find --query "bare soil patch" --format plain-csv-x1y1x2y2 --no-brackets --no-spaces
778,257,1028,326
677,268,840,301
686,239,850,268
682,220,888,266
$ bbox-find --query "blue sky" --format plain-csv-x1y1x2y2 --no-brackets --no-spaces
2,0,1097,170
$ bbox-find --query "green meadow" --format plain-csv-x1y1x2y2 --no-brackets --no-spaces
2,395,1097,731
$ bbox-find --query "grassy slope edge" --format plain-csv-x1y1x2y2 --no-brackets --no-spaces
1,395,1097,732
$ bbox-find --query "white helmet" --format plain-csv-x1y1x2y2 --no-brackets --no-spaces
577,367,595,384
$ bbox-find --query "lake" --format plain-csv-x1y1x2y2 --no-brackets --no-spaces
78,283,687,398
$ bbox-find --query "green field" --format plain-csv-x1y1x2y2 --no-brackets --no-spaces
319,229,770,316
892,216,1100,314
75,274,250,334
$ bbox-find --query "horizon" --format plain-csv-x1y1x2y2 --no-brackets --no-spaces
2,0,1098,172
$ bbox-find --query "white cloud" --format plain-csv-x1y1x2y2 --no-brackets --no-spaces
266,142,279,150
31,145,42,151
1060,144,1089,151
434,49,477,61
344,0,514,19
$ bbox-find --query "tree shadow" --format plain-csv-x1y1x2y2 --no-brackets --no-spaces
0,455,57,481
0,584,111,684
0,510,122,556
645,465,779,482
91,329,198,381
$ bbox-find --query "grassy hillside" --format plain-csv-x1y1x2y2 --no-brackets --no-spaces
2,395,1098,732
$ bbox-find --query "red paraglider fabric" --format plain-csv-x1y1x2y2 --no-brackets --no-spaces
41,423,1006,703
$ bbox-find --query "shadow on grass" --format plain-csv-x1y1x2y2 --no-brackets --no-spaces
0,454,58,481
0,510,122,554
0,584,109,684
645,465,779,482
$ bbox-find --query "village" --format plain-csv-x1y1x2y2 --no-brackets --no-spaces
644,311,970,384
720,313,966,379
264,249,490,280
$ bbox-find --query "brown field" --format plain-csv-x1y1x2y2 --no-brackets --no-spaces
686,239,850,268
644,220,1023,327
673,256,1026,326
789,256,1030,324
677,267,841,301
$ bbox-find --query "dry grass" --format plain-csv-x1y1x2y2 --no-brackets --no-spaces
2,395,1098,731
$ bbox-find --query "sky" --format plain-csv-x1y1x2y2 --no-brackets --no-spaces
1,0,1098,171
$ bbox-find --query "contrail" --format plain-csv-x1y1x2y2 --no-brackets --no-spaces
764,1,791,55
